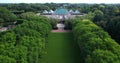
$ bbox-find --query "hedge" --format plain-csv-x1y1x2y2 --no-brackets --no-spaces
73,19,120,63
0,16,51,63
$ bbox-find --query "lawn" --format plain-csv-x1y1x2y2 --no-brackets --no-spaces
41,32,81,63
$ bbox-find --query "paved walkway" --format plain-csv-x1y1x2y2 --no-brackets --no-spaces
0,27,8,32
52,29,71,32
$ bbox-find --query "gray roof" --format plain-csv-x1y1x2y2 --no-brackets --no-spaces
43,10,48,13
75,10,80,13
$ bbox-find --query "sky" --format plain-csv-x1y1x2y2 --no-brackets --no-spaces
0,0,120,4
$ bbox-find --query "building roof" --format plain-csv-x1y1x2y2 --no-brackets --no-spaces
43,10,48,13
54,7,69,15
69,10,74,13
49,10,54,13
75,10,80,13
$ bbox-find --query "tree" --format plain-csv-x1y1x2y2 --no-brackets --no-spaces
106,16,120,43
73,19,120,63
20,12,38,20
49,18,58,29
0,7,17,22
0,55,16,63
93,10,104,22
0,11,51,62
86,49,119,63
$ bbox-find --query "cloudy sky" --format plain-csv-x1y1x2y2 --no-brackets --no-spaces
0,0,120,3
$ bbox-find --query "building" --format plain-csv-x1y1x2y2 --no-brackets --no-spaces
41,7,84,20
37,7,85,30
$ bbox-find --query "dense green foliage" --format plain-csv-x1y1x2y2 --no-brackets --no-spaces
0,7,17,26
84,4,120,43
1,3,120,63
0,7,17,22
1,4,120,43
105,16,120,43
64,3,120,43
48,18,58,29
0,3,50,12
73,19,120,63
0,12,51,63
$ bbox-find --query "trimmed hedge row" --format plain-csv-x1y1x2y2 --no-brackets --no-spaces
0,16,51,63
73,19,120,63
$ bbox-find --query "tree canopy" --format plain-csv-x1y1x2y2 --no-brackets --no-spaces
73,19,120,63
0,7,17,22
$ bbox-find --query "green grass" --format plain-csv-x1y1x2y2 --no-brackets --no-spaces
41,32,81,63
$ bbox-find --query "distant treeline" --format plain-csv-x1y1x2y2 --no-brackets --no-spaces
1,3,120,43
62,3,120,43
0,3,120,13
